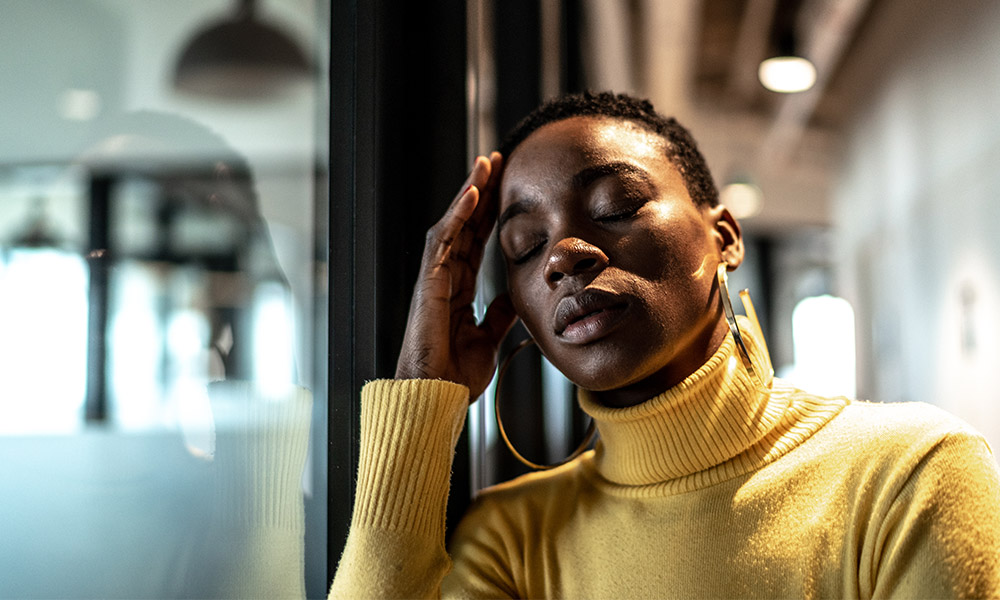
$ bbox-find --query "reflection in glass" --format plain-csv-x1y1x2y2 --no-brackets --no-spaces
0,244,88,435
0,2,328,597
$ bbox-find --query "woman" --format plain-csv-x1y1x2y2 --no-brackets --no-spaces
331,92,1000,598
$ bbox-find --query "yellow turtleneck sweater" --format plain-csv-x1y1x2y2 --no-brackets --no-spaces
330,325,1000,598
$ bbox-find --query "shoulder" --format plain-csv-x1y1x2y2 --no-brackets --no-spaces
470,453,595,515
780,389,999,496
445,454,594,593
823,396,990,455
769,374,983,452
831,402,1000,597
763,382,997,490
772,377,978,443
450,453,596,548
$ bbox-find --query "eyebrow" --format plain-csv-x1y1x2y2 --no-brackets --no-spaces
571,161,651,189
498,161,652,232
498,197,539,233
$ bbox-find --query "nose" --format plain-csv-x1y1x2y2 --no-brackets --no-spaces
544,237,609,286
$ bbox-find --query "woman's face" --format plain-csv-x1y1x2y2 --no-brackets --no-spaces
498,116,741,406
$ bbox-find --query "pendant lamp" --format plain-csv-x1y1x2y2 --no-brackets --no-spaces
173,0,311,99
758,30,816,94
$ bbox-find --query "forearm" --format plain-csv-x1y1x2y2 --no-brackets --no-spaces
330,379,469,599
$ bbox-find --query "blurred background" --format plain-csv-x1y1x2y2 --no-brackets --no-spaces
0,0,329,597
1,0,999,597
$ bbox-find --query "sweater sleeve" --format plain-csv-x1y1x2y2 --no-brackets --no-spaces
329,379,470,599
873,431,1000,599
189,382,313,599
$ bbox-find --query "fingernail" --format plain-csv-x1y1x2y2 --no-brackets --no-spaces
462,184,473,195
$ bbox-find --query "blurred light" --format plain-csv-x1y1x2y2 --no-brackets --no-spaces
721,182,763,219
786,295,856,398
758,56,817,93
252,282,294,397
174,380,215,459
58,88,102,121
109,264,163,430
0,249,88,434
166,310,209,362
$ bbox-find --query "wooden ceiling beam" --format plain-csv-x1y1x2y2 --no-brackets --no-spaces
727,0,779,101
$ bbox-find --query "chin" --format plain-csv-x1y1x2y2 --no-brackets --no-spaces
555,356,642,393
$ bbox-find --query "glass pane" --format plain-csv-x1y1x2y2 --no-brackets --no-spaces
0,1,329,597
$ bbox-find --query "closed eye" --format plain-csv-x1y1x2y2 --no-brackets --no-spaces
595,203,642,222
513,239,546,265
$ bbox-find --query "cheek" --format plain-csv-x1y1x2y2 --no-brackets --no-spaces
614,228,687,282
626,216,714,280
508,276,545,336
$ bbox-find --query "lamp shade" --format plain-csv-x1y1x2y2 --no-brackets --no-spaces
758,27,816,93
173,0,310,99
11,199,64,249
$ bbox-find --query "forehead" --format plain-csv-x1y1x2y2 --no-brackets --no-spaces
499,116,673,207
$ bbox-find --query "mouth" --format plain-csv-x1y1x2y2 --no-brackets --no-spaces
553,289,630,344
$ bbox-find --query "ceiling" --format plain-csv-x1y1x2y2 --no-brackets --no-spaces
694,0,869,132
578,0,928,234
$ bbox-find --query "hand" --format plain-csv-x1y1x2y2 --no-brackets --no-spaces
395,152,518,400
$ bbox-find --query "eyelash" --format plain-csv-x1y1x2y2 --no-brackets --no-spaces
595,204,641,222
513,240,546,265
510,200,643,265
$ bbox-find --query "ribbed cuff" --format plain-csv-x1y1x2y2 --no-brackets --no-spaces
211,383,313,530
352,379,469,538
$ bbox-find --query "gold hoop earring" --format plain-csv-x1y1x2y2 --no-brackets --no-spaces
717,262,772,391
494,338,598,471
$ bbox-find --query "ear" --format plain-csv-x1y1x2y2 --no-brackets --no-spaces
704,204,744,270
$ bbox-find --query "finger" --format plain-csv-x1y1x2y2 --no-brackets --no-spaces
427,184,479,267
477,152,504,215
452,151,503,268
424,155,490,266
471,152,505,242
449,155,503,294
420,155,495,304
488,151,503,185
447,156,491,210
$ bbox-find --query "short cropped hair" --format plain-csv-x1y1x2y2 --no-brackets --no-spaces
499,91,719,207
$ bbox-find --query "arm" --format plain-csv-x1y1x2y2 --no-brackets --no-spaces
330,154,517,599
185,383,312,599
329,379,468,598
874,432,1000,598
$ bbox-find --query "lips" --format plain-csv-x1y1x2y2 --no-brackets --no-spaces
553,289,629,343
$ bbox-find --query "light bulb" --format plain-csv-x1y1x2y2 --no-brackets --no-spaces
758,56,817,93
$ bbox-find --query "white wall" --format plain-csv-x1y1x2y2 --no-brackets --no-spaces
834,0,1000,447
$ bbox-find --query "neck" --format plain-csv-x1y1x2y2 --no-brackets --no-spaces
578,316,792,485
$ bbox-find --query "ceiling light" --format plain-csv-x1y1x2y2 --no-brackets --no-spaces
758,56,817,93
721,181,763,219
173,0,311,99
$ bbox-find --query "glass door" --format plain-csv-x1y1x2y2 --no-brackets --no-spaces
0,1,329,597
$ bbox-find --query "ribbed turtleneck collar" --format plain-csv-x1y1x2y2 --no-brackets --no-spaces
578,317,822,487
